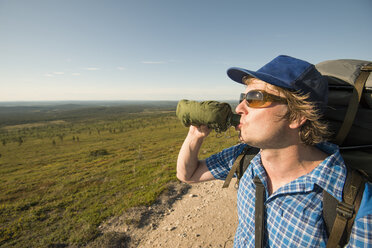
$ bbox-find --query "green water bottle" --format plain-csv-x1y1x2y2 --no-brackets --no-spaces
176,99,240,133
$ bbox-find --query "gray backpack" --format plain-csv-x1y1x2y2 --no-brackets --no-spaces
318,60,372,178
223,59,372,248
317,59,372,248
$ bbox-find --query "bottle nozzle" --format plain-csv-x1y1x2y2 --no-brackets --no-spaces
230,114,241,127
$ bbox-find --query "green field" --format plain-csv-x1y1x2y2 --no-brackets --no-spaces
0,102,240,247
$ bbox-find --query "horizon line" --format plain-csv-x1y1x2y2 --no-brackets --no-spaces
0,99,237,103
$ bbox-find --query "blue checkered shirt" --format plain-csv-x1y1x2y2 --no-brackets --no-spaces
206,142,372,247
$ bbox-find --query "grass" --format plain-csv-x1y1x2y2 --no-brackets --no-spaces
0,110,240,247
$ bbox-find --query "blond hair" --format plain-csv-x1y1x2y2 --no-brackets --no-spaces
243,76,331,146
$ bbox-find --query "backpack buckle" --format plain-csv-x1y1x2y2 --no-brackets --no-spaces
336,202,354,219
361,65,372,71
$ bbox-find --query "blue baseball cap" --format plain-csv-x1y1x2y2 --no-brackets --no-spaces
227,55,328,111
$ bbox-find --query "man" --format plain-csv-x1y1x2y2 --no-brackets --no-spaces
177,55,372,247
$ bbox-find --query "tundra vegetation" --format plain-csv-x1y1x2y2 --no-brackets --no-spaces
0,102,239,247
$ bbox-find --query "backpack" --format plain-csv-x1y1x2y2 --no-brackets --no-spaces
223,59,372,248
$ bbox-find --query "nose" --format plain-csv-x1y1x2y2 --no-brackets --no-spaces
235,100,247,115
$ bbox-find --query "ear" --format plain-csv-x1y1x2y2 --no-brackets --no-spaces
289,116,307,129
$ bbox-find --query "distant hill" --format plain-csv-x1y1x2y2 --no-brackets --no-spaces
0,100,238,127
0,101,179,127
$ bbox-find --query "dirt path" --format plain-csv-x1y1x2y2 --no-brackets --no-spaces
90,180,238,248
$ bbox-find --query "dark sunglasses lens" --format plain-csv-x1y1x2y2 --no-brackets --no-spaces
240,90,273,107
240,90,286,108
246,91,264,107
246,90,264,101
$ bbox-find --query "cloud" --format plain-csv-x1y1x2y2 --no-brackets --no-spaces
72,73,81,76
141,61,165,64
117,66,126,71
44,72,65,77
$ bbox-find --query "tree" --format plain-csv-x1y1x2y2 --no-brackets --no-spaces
18,137,23,146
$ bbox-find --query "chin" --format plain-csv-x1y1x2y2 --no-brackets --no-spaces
239,135,257,147
238,133,249,144
238,131,244,142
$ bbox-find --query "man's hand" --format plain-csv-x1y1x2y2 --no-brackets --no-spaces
188,125,211,139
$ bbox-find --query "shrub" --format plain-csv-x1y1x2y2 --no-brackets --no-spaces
89,149,109,157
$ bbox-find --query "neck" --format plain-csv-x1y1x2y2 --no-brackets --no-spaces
261,143,327,195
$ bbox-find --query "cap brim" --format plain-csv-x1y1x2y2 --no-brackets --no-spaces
227,67,292,89
227,67,256,85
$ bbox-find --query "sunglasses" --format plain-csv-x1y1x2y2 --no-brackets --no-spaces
239,90,287,108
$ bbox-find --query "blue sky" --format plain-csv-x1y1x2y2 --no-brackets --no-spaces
1,0,371,101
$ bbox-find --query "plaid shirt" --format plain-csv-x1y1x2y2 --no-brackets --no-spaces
206,142,372,247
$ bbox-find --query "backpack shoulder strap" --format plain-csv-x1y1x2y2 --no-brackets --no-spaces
254,176,265,248
335,64,372,145
222,146,259,188
324,167,367,247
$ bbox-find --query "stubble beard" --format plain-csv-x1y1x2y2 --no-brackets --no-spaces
238,128,257,147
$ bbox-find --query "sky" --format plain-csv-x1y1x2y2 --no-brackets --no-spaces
0,0,371,102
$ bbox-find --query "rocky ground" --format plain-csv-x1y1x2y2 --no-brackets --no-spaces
88,180,238,248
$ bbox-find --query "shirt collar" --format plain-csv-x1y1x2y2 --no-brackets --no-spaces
250,142,346,202
310,142,346,201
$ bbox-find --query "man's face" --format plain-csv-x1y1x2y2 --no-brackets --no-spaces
235,79,291,149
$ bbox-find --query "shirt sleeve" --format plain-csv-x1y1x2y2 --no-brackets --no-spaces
346,214,372,247
346,182,372,247
205,143,247,180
